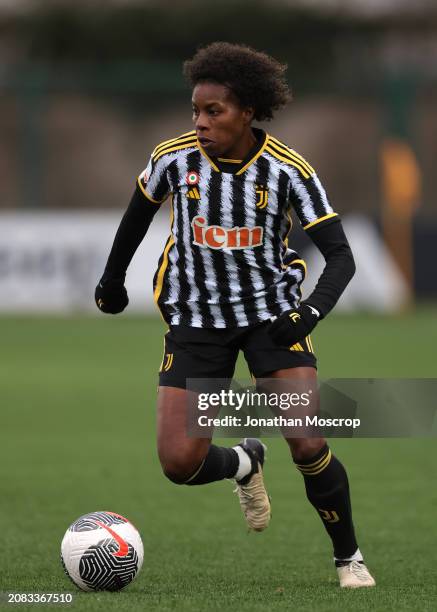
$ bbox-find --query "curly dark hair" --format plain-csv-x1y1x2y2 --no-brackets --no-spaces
183,42,291,122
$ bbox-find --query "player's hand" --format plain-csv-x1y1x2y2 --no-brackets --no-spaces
268,303,320,347
95,278,129,314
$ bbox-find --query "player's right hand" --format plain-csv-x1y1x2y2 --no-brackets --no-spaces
95,278,129,314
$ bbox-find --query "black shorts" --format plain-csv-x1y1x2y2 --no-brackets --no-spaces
158,321,316,390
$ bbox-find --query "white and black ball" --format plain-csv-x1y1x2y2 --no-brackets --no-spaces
61,511,143,592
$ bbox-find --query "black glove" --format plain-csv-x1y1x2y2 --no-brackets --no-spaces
95,278,129,314
268,303,320,347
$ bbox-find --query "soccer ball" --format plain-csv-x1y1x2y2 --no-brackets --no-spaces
61,511,144,591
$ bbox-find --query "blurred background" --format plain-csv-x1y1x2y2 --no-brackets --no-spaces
1,0,436,313
2,4,437,607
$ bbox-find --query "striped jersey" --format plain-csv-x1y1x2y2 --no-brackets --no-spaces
137,128,338,328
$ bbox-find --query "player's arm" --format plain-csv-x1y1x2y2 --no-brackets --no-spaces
302,218,355,317
269,171,355,346
95,159,169,314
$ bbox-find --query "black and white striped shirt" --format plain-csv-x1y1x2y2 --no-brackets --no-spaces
137,128,337,328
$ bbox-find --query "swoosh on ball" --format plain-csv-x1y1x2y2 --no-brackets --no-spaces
95,521,129,558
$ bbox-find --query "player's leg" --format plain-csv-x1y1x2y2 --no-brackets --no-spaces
155,327,266,510
243,322,375,586
157,385,241,485
157,387,270,531
272,366,375,587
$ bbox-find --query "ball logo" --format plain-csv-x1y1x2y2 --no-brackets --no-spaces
192,216,263,250
186,171,199,185
95,521,129,558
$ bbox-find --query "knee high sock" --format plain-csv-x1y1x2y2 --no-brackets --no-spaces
184,445,239,485
295,445,359,559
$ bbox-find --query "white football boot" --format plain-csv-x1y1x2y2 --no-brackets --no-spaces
337,560,376,588
234,438,271,532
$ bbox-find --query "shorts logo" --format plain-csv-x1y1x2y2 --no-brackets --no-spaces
161,353,173,372
289,312,301,323
192,215,263,250
255,183,268,209
186,171,199,185
318,509,339,523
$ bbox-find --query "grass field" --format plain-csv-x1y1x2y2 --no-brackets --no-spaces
1,309,437,611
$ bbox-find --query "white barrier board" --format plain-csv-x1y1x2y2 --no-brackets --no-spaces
0,212,407,313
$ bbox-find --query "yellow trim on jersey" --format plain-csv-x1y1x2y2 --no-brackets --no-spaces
137,177,165,204
269,136,315,175
153,139,198,163
154,235,174,304
197,142,220,172
154,203,175,305
217,157,242,163
153,133,197,158
289,258,307,276
282,210,293,249
267,138,314,171
266,143,312,179
152,131,196,157
303,212,338,231
236,133,269,175
198,133,268,175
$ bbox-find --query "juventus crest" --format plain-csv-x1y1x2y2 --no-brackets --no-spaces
255,184,268,209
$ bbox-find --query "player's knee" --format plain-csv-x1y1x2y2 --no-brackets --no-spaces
159,453,200,485
288,437,326,462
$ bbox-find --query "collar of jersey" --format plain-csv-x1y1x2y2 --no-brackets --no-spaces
197,128,268,175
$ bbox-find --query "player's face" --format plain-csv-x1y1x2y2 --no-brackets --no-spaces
192,82,254,158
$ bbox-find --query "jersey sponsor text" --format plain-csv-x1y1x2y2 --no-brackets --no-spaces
192,216,263,250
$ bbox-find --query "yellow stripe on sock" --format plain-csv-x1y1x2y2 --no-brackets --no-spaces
296,448,330,470
297,450,332,475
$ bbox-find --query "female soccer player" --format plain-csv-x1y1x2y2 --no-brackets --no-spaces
95,42,375,588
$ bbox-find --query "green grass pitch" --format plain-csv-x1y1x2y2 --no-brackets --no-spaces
1,308,437,611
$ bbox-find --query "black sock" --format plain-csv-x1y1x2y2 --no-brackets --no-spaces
295,445,358,559
184,445,239,485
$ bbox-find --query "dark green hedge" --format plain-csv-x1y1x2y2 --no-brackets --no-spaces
3,1,434,95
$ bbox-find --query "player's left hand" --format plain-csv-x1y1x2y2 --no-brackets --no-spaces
268,303,320,347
